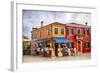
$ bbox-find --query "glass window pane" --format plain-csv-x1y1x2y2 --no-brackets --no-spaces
61,28,64,34
54,28,58,34
85,42,90,48
78,28,81,34
85,30,89,35
69,28,73,35
48,28,50,35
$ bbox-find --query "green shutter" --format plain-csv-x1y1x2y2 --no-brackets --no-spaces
69,28,73,35
85,42,90,48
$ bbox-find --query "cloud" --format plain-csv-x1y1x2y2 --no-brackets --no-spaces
22,10,91,39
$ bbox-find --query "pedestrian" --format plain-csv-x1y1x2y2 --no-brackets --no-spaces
68,48,71,56
40,47,44,56
57,45,63,57
64,46,68,56
74,48,76,56
50,46,56,58
37,47,40,56
31,45,34,55
70,48,75,56
76,48,78,56
45,47,49,57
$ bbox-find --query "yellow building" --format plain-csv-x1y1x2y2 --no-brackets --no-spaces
31,21,71,57
31,21,70,48
31,21,66,39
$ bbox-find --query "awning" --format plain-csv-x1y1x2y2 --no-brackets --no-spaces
33,40,43,43
53,38,70,43
32,38,50,43
32,38,70,43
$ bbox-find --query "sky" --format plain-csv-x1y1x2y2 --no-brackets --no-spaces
22,10,91,39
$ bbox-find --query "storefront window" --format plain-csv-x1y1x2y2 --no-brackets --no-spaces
54,28,58,34
61,28,64,35
68,42,74,48
68,28,73,35
85,42,90,48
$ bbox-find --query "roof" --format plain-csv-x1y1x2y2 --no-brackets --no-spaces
66,22,91,28
49,22,65,25
31,22,66,32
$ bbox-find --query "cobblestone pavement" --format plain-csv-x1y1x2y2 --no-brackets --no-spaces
23,53,91,63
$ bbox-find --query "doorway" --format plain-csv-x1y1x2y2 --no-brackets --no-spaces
55,43,58,56
77,40,82,53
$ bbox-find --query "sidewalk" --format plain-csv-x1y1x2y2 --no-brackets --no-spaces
23,53,91,63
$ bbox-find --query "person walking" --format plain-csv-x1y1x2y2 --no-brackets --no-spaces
50,46,56,59
40,47,45,56
68,48,71,56
57,44,63,57
64,46,68,56
37,47,40,56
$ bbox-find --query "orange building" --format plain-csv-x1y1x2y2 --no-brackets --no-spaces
31,21,91,57
31,21,70,56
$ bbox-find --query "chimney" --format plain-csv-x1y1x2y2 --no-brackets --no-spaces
85,22,88,26
41,21,44,27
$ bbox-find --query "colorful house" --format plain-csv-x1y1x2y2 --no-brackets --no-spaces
31,21,70,56
65,22,91,53
31,21,91,56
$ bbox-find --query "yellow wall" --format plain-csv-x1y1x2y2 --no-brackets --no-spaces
32,25,52,40
52,25,65,38
31,24,65,41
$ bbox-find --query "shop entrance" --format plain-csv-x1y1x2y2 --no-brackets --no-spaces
55,43,58,56
55,43,66,57
77,40,82,53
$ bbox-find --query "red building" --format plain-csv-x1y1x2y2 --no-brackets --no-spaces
65,22,91,53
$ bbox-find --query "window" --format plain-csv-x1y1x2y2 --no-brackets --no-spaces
34,34,36,38
78,28,81,34
68,42,74,48
33,34,35,38
40,32,41,37
35,34,37,38
85,29,89,35
47,28,50,35
68,28,73,35
61,28,64,35
54,28,58,34
85,42,90,48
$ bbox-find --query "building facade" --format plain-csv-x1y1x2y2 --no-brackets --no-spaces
31,21,69,56
65,23,91,53
31,21,91,56
31,21,67,46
